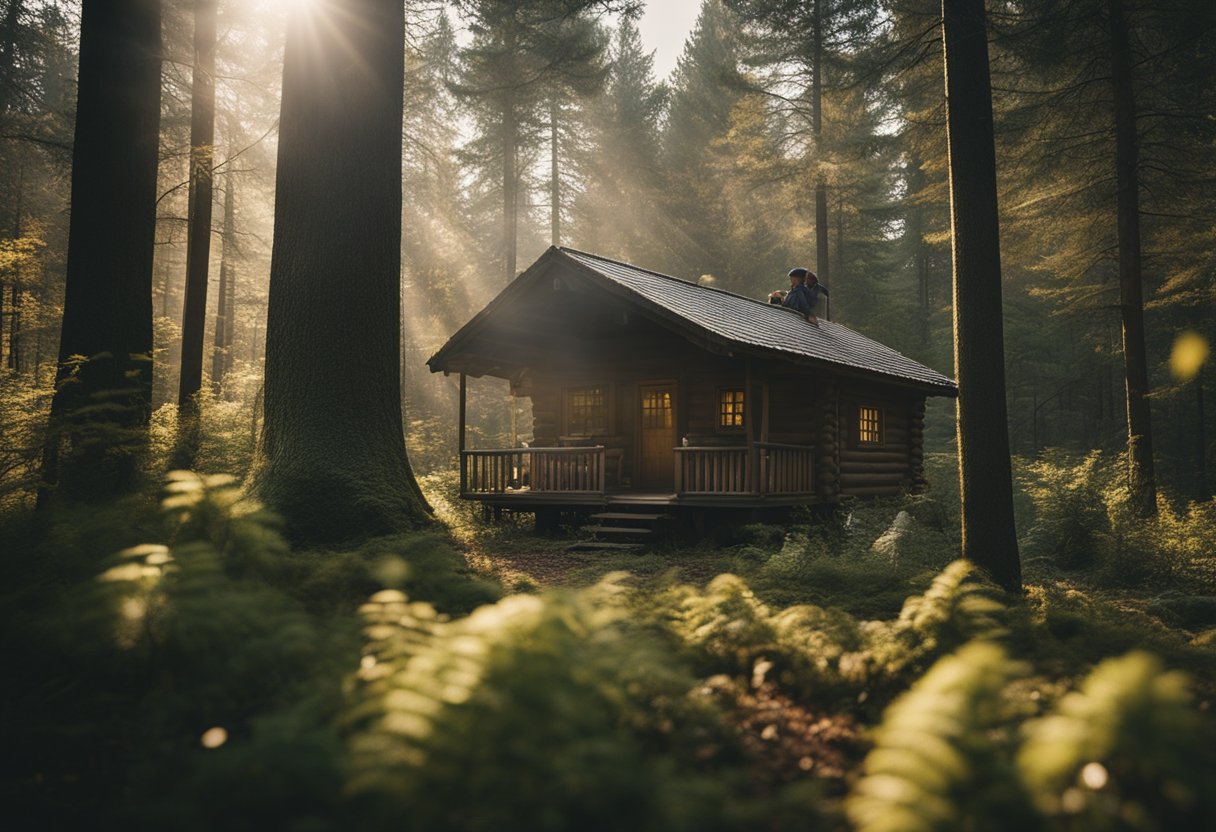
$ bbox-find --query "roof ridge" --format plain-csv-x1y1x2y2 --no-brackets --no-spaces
557,246,820,321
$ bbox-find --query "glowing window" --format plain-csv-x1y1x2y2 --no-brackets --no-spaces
719,389,745,429
641,389,672,429
858,405,883,445
567,386,608,435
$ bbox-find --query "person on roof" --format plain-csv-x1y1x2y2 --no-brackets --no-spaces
782,267,829,325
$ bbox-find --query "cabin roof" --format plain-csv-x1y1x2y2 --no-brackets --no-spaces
428,247,958,396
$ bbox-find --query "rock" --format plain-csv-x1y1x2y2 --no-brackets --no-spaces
871,510,914,559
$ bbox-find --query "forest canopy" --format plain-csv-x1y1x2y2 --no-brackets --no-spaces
1,0,1214,829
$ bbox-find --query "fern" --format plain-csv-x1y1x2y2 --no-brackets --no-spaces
1018,651,1216,829
847,642,1037,832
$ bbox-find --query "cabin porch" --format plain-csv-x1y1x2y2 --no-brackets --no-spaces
458,442,817,509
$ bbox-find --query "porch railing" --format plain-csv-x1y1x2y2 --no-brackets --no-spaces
461,447,606,496
756,442,815,495
674,443,815,496
674,446,752,495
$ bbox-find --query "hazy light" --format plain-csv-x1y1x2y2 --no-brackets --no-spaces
1080,761,1109,789
1170,331,1210,381
201,726,228,749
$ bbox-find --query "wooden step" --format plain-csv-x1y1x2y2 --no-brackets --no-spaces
566,541,646,553
581,525,653,536
589,512,668,522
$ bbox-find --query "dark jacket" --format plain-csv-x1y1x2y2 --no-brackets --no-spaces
784,282,828,316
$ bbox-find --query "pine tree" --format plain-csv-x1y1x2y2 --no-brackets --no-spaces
39,0,162,503
253,0,430,542
177,0,217,414
572,18,667,262
941,0,1021,592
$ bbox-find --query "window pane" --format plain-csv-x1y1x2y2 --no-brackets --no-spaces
859,405,882,444
719,389,745,428
642,389,672,429
568,386,607,434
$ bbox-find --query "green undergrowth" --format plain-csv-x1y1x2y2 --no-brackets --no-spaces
3,448,1215,830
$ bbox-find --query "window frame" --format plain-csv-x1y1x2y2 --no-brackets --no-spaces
716,387,746,432
856,402,885,447
563,384,612,437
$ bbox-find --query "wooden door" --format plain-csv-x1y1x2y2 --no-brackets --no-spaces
637,383,676,489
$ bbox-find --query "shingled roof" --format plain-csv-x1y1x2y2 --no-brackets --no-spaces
429,247,958,396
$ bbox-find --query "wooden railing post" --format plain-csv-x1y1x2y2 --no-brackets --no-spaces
458,373,467,494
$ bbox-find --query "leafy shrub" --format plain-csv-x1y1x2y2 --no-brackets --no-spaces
1021,450,1109,569
1019,651,1216,830
344,576,804,832
847,642,1037,832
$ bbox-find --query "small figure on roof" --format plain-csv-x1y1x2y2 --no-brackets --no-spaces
768,289,786,305
782,267,829,325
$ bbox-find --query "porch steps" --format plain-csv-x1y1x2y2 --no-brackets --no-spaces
566,541,646,553
582,525,653,536
570,508,675,553
587,512,667,522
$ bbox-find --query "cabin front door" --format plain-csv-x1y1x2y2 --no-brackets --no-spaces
637,382,676,490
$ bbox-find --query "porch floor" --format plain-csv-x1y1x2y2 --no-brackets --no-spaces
464,489,820,509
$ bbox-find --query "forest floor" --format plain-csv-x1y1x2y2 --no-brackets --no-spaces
4,458,1215,829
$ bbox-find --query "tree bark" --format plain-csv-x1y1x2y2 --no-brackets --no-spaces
503,96,518,283
1108,0,1156,516
210,163,234,395
811,0,829,287
941,0,1021,591
253,0,430,543
39,0,161,505
1197,369,1209,502
550,95,560,247
177,0,217,412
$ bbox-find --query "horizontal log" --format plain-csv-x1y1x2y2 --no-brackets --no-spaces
840,450,908,464
841,484,905,496
840,462,912,475
839,473,907,487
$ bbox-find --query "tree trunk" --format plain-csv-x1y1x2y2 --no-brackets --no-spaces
1197,369,1209,502
210,164,234,395
39,0,161,505
177,0,217,411
224,241,235,377
941,0,1021,591
811,0,829,287
503,98,518,283
1108,0,1156,516
253,0,430,544
6,161,21,372
550,95,560,247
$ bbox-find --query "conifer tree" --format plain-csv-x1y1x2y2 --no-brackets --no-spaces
40,0,162,503
573,18,667,262
941,0,1021,591
253,0,430,542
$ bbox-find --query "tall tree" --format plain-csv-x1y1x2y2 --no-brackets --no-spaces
453,0,634,283
661,0,743,279
177,0,218,411
40,0,162,503
252,0,430,542
727,0,881,290
573,18,668,262
210,162,234,395
941,0,1020,591
1106,0,1155,515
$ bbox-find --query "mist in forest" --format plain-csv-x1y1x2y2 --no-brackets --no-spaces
2,1,1215,828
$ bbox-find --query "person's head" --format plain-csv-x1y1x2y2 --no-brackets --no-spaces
806,270,819,286
787,267,808,288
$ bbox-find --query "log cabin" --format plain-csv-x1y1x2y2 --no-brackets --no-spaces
427,247,956,526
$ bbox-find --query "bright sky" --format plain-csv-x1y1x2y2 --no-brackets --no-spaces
450,1,703,82
636,0,703,80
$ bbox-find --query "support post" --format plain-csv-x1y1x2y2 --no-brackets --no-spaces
459,372,467,494
745,358,758,493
